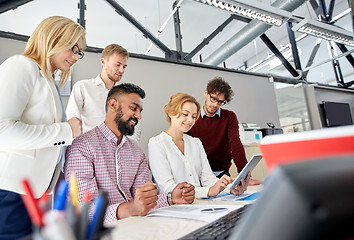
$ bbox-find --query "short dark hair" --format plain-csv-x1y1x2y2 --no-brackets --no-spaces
106,83,146,111
206,77,234,103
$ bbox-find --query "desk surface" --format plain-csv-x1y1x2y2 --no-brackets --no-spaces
106,186,261,240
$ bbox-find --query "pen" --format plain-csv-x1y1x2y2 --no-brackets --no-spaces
86,195,104,239
201,207,228,213
39,190,51,213
69,172,79,210
88,191,109,239
79,191,91,240
54,180,69,211
66,197,79,239
67,172,80,238
94,191,108,234
21,179,44,227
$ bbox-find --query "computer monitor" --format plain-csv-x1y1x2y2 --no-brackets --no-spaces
322,101,353,127
228,155,354,240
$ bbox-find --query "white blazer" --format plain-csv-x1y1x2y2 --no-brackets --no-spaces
0,55,73,198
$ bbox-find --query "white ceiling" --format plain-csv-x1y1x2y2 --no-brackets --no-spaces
0,0,353,86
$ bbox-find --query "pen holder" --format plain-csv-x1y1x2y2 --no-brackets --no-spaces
20,226,113,240
90,226,113,240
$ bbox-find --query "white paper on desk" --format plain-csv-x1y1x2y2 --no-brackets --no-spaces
146,204,242,223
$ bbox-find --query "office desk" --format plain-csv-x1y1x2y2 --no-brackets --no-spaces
106,186,261,240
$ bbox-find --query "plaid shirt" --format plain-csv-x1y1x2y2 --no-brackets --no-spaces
64,123,168,223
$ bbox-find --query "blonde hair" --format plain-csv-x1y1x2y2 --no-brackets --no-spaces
23,16,86,87
164,93,201,123
102,44,129,59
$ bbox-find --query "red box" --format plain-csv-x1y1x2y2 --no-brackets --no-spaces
259,125,354,173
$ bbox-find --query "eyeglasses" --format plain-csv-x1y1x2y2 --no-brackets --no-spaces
71,44,84,59
209,94,226,106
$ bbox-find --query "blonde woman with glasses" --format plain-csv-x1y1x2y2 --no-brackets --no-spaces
0,16,86,239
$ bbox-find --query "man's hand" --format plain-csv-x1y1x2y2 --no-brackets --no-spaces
208,174,233,197
171,182,195,204
67,117,82,138
230,172,251,196
116,181,158,219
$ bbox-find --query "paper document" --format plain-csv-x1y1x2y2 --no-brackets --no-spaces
205,190,260,202
146,204,242,223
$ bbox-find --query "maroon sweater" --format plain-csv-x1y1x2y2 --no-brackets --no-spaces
188,108,247,172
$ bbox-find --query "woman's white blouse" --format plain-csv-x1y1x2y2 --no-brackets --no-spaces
148,132,219,198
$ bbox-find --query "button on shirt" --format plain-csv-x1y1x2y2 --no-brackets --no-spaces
148,132,220,199
64,123,168,224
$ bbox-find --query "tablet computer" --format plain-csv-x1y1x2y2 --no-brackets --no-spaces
230,154,263,189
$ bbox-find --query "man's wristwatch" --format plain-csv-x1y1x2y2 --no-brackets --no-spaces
167,192,174,205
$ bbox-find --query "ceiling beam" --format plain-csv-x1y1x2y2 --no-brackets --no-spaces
286,21,302,71
0,30,29,41
260,33,300,78
336,43,354,69
78,0,86,28
172,0,183,60
184,14,250,62
303,38,322,79
104,0,173,58
0,0,32,14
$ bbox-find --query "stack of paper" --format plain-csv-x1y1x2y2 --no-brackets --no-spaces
146,204,242,223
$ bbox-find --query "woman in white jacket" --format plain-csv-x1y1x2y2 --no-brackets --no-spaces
0,16,86,239
148,93,249,200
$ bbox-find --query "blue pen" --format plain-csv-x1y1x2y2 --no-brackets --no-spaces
54,180,69,211
86,196,104,239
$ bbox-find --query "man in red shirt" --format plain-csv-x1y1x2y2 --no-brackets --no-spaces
188,77,248,179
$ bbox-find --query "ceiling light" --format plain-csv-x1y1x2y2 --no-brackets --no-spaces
193,0,292,26
245,34,307,72
292,18,354,47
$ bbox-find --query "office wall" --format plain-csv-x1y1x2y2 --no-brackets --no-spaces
276,84,354,132
0,37,280,154
313,86,354,128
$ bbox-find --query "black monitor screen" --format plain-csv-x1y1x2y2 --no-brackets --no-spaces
228,155,354,240
322,101,353,127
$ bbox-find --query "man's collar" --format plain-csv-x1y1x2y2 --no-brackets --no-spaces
201,107,221,118
98,122,126,146
95,75,106,87
96,75,120,89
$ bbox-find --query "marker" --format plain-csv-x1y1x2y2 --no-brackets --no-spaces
93,191,108,234
69,172,79,210
39,190,51,212
86,196,104,239
54,180,69,211
21,179,44,227
86,191,109,239
66,198,79,239
79,191,91,240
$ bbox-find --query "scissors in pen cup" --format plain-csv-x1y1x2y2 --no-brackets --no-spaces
201,207,228,213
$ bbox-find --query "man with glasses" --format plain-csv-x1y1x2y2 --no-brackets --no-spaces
188,77,248,179
66,44,141,143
